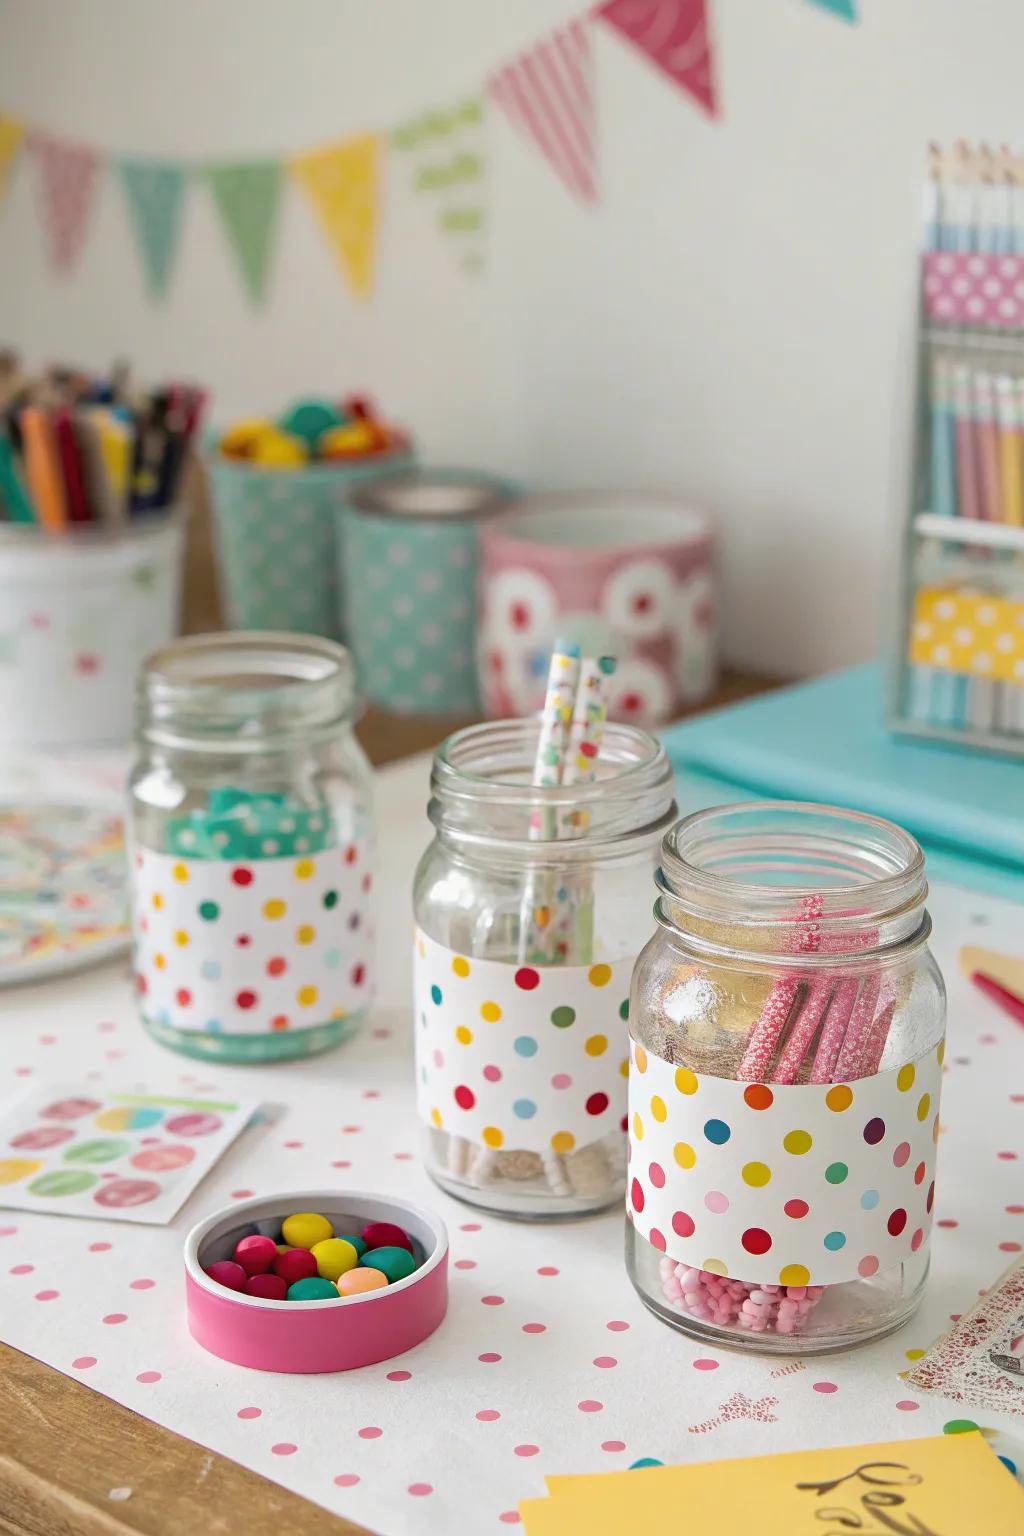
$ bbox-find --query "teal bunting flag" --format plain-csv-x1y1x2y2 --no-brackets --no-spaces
206,159,283,305
119,158,187,299
806,0,858,21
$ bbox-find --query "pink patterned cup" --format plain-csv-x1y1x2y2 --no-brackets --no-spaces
479,493,716,726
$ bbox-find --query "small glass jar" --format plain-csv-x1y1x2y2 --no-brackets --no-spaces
626,803,946,1353
129,632,374,1063
413,718,676,1219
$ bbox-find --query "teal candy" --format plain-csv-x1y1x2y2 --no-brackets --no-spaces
360,1245,416,1282
287,1276,340,1301
208,448,414,641
280,399,344,448
336,1233,368,1257
339,474,511,714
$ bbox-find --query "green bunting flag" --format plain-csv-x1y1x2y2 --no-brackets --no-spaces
391,97,486,275
206,159,283,305
119,159,187,299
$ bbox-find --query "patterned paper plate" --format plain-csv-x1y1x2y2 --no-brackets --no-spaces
0,803,130,987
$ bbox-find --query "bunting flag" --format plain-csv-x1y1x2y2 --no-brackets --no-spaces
206,159,282,305
30,133,102,274
118,159,187,299
392,97,486,274
595,0,718,119
0,116,24,206
291,135,379,299
806,0,858,19
488,19,597,204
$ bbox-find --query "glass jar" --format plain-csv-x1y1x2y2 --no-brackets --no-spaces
129,632,374,1063
626,802,946,1353
413,718,676,1219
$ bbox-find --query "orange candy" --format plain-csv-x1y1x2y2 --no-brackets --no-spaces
336,1266,388,1297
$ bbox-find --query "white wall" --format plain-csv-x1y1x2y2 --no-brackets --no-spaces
0,0,1020,675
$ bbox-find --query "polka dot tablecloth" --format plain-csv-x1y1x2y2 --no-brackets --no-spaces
0,752,1022,1535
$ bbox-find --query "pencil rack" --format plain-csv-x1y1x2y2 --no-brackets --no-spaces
888,264,1024,757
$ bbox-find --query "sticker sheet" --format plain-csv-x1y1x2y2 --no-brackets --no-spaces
414,929,632,1154
627,1037,944,1286
133,842,374,1036
0,1085,259,1224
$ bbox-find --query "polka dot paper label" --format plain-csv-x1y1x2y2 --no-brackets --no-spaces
132,844,373,1036
627,1037,945,1286
414,929,632,1154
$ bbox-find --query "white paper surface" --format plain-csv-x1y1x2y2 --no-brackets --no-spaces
0,752,1022,1536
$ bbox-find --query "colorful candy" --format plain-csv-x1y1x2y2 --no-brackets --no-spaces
311,1238,359,1281
361,1245,416,1283
234,1234,278,1276
203,1209,421,1303
281,1212,334,1249
217,395,408,467
337,1266,388,1296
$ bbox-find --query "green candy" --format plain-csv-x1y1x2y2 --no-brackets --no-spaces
279,399,344,449
361,1245,416,1283
336,1233,368,1258
287,1276,339,1301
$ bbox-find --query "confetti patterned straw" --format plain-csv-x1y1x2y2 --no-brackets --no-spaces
519,639,581,965
554,656,616,960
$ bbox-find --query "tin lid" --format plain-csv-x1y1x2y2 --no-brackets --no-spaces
348,469,510,523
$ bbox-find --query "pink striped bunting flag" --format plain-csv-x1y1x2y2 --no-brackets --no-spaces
488,18,597,204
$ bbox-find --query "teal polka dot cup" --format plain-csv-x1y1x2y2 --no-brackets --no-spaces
341,470,512,714
208,448,414,640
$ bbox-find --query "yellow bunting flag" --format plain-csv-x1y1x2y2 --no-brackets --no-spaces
291,135,378,300
0,116,24,204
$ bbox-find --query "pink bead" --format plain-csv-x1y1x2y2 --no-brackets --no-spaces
234,1235,278,1276
205,1260,247,1292
273,1248,318,1284
246,1272,288,1301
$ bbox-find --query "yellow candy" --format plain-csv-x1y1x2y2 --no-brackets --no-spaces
311,1237,359,1281
219,417,276,458
250,427,308,468
318,422,375,458
281,1211,333,1250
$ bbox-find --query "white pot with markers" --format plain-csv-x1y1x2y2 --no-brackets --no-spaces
129,633,375,1064
412,681,676,1218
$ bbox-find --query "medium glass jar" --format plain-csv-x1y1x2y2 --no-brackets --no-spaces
626,802,945,1353
413,718,676,1219
129,633,374,1063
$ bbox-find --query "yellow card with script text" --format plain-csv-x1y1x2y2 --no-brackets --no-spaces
520,1432,1023,1534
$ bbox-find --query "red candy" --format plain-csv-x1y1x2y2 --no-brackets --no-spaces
245,1272,288,1301
361,1221,413,1255
273,1247,318,1284
205,1260,247,1292
234,1234,278,1276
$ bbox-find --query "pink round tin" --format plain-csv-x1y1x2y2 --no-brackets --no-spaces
479,492,716,728
184,1190,448,1373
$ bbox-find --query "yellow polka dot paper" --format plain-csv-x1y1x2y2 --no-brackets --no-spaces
414,929,632,1154
910,587,1024,683
627,1037,944,1287
132,845,373,1036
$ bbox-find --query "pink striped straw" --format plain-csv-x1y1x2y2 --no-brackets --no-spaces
831,974,881,1082
860,979,900,1074
737,895,822,1082
771,980,835,1084
809,975,860,1084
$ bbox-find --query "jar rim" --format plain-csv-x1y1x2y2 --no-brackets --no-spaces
139,631,357,752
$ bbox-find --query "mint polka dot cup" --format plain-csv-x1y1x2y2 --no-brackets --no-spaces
627,803,946,1353
130,634,375,1064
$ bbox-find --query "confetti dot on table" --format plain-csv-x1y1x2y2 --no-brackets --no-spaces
89,1242,111,1252
606,1320,630,1331
999,1152,1018,1161
703,1118,730,1145
514,1445,540,1456
387,1370,412,1382
454,1259,477,1270
461,1223,482,1232
594,1355,617,1368
937,1218,958,1228
237,1407,262,1419
72,1356,96,1369
271,1443,297,1456
481,1295,504,1306
742,1161,771,1187
1000,1241,1022,1253
129,1278,155,1290
896,1400,919,1411
943,1418,979,1434
136,1371,161,1383
515,968,540,991
10,1264,33,1275
858,1255,880,1277
904,1347,925,1361
812,1381,838,1394
358,1426,383,1439
538,1266,559,1277
602,1441,627,1453
34,1290,59,1301
578,1400,603,1413
480,1001,501,1022
478,1352,501,1363
522,1322,546,1334
476,1409,501,1421
334,1473,360,1487
103,1313,127,1324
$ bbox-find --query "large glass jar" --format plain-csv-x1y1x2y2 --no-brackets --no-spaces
626,803,946,1353
129,632,374,1063
413,719,676,1219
